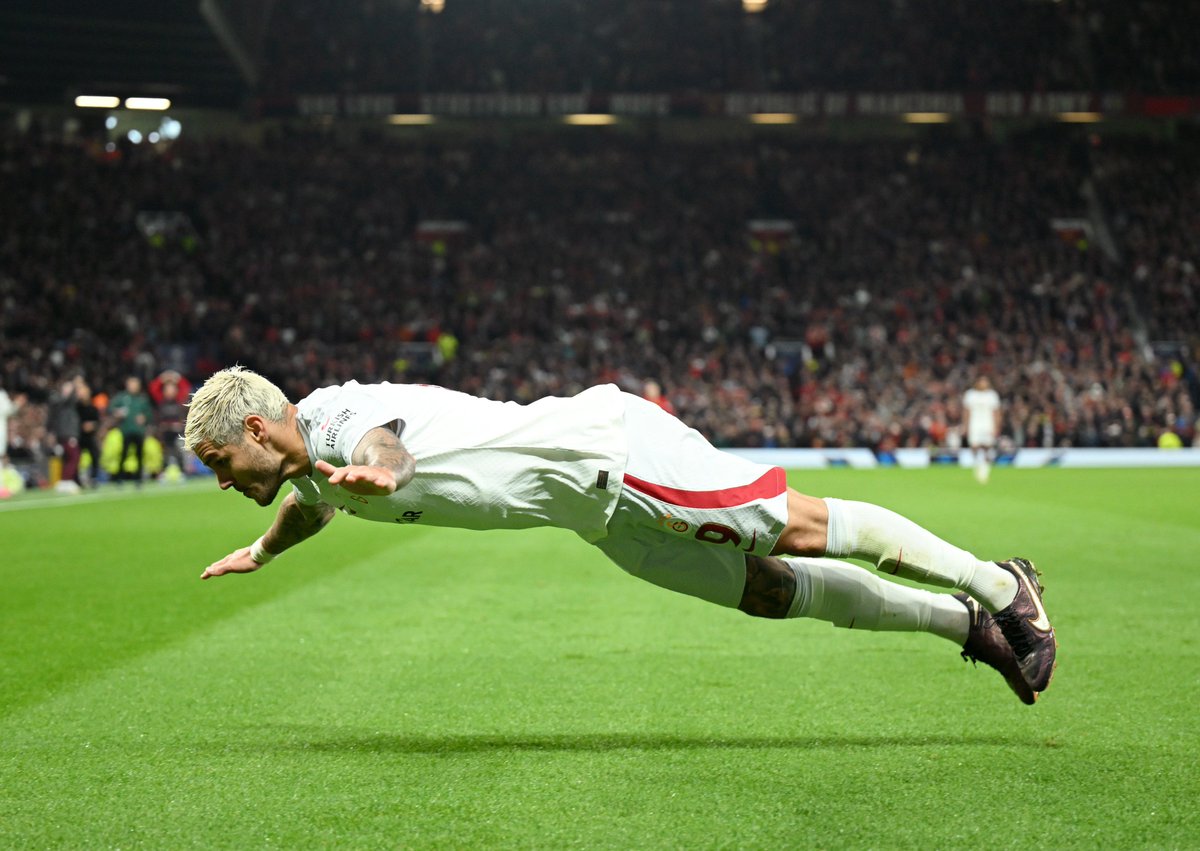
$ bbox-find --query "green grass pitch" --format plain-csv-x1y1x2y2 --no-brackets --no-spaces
2,467,1198,848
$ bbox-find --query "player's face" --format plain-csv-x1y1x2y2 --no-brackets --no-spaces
196,437,285,507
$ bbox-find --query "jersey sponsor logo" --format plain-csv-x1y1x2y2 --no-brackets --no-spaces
657,513,691,534
324,408,354,450
395,510,423,524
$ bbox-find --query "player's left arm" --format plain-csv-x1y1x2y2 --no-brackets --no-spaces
314,425,416,496
201,492,334,580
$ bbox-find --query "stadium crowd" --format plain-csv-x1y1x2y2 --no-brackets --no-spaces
258,0,1200,96
1,125,1197,487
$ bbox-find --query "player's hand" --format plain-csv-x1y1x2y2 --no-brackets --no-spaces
201,547,264,580
314,459,398,496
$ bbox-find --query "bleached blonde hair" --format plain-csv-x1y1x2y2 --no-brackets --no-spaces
183,365,290,451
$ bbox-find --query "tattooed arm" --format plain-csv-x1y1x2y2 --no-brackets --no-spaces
201,493,335,579
202,426,415,579
263,493,336,552
313,425,417,496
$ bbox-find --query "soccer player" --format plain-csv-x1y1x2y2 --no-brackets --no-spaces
185,367,1056,704
0,386,27,499
963,376,1003,484
0,385,24,469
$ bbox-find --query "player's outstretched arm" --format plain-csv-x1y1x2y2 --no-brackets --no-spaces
315,426,417,496
201,492,335,579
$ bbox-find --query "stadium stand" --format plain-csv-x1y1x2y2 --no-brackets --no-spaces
256,0,1200,96
2,0,1199,486
1,125,1197,487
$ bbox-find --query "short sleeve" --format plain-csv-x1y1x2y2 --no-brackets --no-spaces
309,385,401,466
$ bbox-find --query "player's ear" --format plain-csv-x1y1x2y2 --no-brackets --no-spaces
244,414,269,444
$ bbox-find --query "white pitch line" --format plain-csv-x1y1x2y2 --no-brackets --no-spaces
0,480,213,513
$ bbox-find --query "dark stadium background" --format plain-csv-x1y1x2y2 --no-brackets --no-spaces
0,0,1196,481
2,5,1200,850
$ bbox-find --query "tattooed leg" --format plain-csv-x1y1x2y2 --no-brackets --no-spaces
738,555,797,619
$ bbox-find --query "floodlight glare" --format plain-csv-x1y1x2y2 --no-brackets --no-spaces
563,114,618,126
75,95,120,108
743,0,768,12
388,114,435,125
903,112,952,124
125,97,171,111
749,113,798,124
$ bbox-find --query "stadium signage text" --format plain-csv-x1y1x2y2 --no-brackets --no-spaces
277,91,1194,120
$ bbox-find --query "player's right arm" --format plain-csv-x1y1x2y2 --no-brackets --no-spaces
201,492,335,579
314,425,416,496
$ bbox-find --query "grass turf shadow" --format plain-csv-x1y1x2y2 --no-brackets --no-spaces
246,728,1049,755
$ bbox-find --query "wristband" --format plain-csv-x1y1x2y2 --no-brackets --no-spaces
249,536,276,564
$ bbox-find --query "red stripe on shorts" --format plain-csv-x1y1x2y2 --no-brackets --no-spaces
622,466,786,509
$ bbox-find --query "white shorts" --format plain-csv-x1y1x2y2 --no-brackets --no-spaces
968,427,996,449
595,394,789,607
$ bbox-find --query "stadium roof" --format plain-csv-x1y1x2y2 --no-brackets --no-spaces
0,0,252,109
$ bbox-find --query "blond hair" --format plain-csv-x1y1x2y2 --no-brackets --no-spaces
183,366,290,451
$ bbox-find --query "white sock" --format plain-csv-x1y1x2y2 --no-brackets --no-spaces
786,557,968,644
974,455,990,484
823,498,1017,612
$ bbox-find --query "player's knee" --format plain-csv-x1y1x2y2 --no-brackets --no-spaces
770,489,829,556
738,555,796,619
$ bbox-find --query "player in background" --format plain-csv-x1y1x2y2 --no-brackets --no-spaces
963,376,1002,484
185,367,1056,704
0,385,25,493
110,376,154,485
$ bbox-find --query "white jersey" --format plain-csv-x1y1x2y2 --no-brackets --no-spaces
963,387,1001,446
0,389,15,456
291,382,628,542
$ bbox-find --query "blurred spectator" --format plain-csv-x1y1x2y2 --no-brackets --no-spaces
0,126,1196,464
642,380,676,416
75,378,101,487
148,370,192,406
258,0,1200,96
156,380,189,473
47,378,82,489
